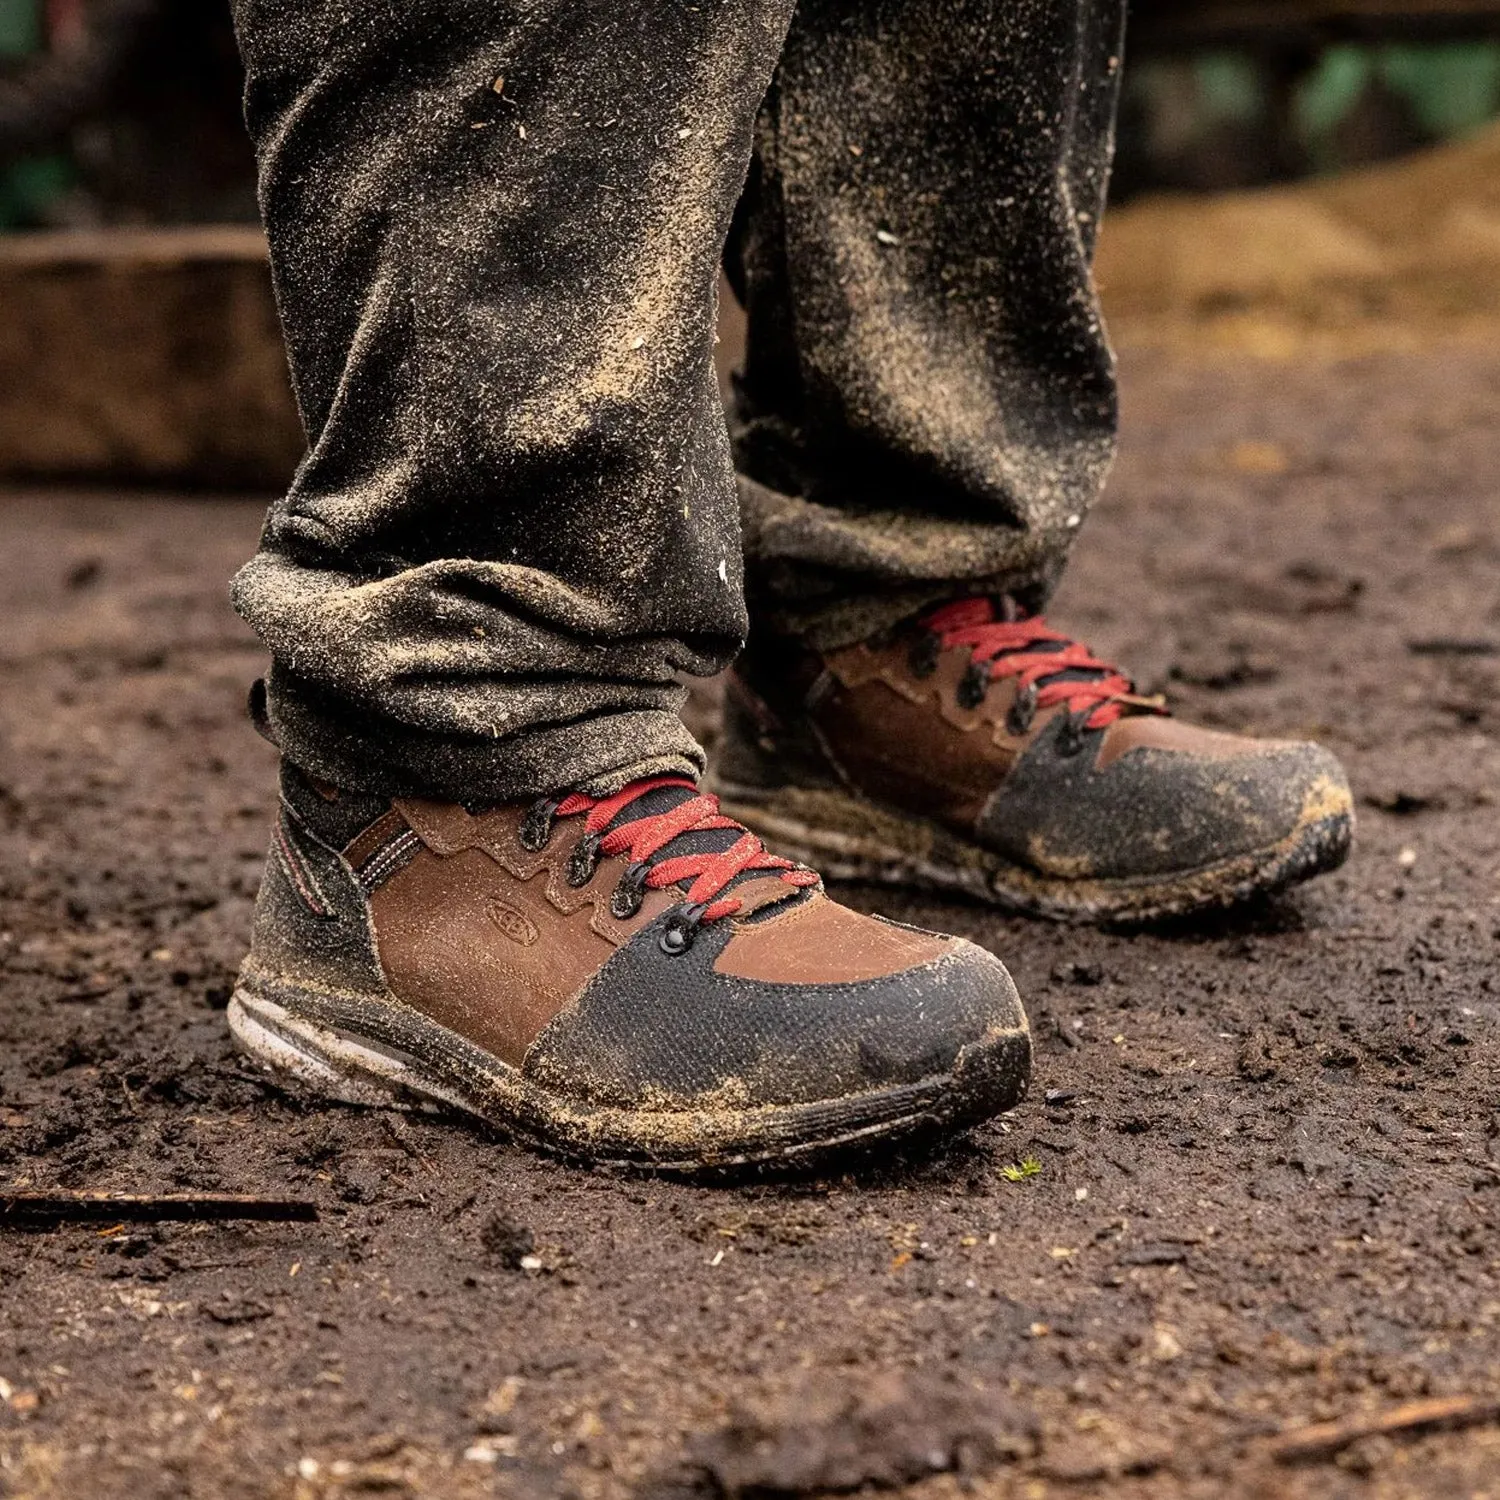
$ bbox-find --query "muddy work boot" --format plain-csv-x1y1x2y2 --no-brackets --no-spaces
717,599,1354,923
229,763,1029,1172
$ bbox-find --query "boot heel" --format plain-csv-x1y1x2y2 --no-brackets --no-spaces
228,987,426,1111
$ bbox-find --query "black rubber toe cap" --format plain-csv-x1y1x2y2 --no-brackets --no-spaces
981,720,1354,882
521,911,1027,1112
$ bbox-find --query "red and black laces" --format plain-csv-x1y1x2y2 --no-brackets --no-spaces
518,777,818,954
915,598,1165,746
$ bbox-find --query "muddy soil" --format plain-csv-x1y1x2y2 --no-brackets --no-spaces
0,343,1498,1500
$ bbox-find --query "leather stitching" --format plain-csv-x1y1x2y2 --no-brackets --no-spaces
391,800,679,947
274,807,334,920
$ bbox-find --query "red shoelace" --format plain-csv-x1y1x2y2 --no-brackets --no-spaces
552,777,817,923
922,598,1151,731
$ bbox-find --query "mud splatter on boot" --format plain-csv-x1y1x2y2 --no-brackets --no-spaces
229,761,1030,1173
715,598,1354,924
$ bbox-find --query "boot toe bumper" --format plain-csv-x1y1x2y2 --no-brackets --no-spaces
522,915,1028,1114
981,734,1354,883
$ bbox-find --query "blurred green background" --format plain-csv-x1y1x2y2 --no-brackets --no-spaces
3,0,1500,228
0,0,72,226
1117,38,1500,193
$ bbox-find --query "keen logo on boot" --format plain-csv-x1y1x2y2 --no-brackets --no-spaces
487,897,540,947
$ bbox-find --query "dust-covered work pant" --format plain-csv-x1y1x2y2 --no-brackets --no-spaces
230,0,1124,801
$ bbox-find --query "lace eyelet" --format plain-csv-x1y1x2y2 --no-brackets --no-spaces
956,660,990,711
1005,682,1039,737
908,631,943,679
610,861,649,920
518,799,558,852
659,903,708,957
1055,714,1089,759
566,832,601,887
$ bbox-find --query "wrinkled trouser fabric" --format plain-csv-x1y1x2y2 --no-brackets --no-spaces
230,0,1124,802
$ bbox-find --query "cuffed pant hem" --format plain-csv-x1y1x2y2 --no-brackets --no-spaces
737,474,1078,650
263,668,706,803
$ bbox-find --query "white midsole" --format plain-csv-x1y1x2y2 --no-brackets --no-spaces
228,991,470,1114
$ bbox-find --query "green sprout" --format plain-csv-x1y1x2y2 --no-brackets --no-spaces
999,1155,1043,1183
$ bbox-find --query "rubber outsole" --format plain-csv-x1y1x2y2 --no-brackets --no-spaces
714,780,1355,925
227,963,1032,1177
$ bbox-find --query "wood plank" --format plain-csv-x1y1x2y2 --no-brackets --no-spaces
0,225,303,490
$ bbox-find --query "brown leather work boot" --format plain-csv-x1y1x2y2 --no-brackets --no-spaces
716,599,1354,924
229,762,1030,1172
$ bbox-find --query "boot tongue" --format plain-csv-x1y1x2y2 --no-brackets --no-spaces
597,781,741,857
595,781,808,911
948,598,1134,700
1019,643,1117,692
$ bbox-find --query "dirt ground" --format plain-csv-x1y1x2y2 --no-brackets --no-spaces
1095,123,1500,361
1,339,1498,1500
